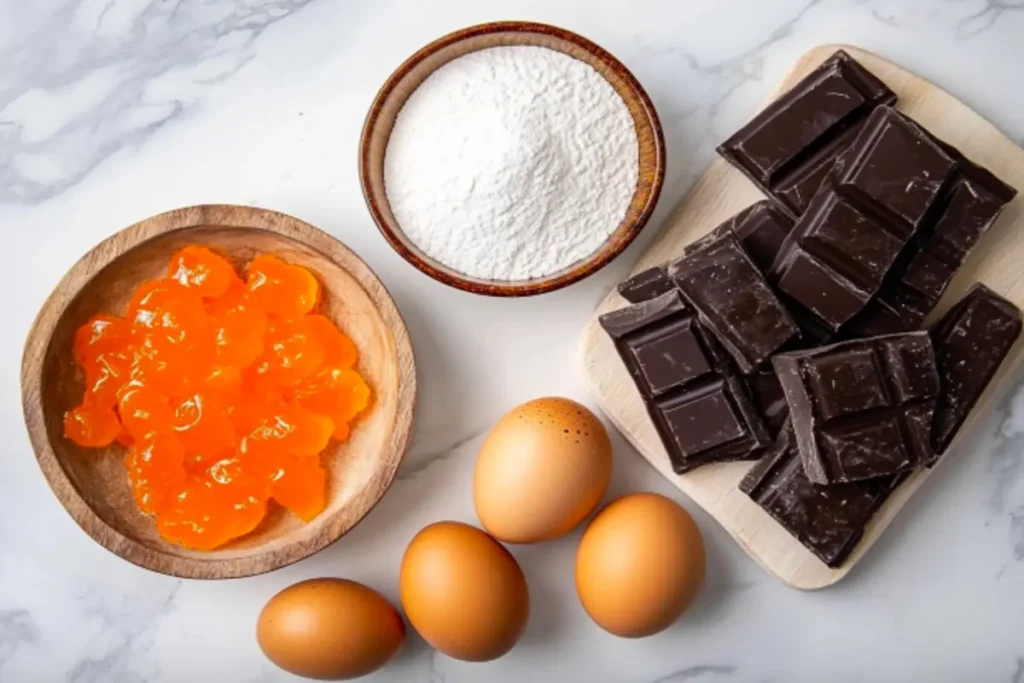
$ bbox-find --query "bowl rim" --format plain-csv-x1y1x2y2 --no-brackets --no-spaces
20,204,417,579
359,20,666,297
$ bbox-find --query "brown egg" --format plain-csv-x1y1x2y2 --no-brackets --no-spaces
257,578,405,680
474,397,612,543
400,521,529,661
575,493,705,638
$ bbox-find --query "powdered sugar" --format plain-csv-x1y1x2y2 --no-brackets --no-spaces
384,45,639,281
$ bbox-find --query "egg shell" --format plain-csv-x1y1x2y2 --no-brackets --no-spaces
474,397,612,543
400,521,529,661
575,493,705,638
257,578,405,680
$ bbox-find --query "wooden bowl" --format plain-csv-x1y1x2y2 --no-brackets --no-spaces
360,21,666,297
20,205,416,579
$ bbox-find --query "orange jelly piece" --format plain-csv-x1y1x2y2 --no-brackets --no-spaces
270,454,327,522
168,245,235,298
63,245,371,551
246,254,319,319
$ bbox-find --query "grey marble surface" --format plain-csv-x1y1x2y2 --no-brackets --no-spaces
3,0,1024,681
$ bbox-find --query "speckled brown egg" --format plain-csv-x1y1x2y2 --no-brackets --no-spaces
474,397,612,543
400,521,529,661
575,493,705,638
257,578,405,680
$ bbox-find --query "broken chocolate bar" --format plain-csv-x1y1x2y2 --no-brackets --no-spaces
773,331,940,484
617,266,676,304
599,291,770,473
670,232,798,374
739,421,904,568
617,201,795,305
770,107,957,332
930,284,1022,455
718,49,896,217
847,143,1017,336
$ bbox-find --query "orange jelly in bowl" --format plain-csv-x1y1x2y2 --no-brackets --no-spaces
64,246,371,550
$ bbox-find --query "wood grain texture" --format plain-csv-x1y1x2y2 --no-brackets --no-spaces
577,45,1024,589
360,21,665,296
21,205,416,579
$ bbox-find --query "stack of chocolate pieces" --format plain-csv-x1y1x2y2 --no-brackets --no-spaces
601,50,1022,568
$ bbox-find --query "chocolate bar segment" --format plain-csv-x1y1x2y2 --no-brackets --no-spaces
670,233,798,373
833,107,955,232
599,291,770,473
847,147,1017,336
617,201,795,305
739,421,904,568
718,49,896,216
773,331,940,484
618,266,676,304
649,375,771,471
930,284,1022,455
770,108,956,332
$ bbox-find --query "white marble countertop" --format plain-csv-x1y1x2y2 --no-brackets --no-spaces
4,1,1024,681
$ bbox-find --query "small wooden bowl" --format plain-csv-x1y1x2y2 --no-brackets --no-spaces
20,205,416,579
360,21,666,297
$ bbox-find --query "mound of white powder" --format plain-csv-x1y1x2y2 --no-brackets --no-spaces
384,45,640,282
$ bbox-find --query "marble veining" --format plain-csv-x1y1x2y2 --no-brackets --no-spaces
4,0,1024,681
0,0,316,205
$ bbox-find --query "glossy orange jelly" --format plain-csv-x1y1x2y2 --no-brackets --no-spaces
65,248,371,550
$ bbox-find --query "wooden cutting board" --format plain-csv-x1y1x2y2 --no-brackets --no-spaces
577,44,1024,590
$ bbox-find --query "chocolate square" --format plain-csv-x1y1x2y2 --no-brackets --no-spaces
773,331,940,484
834,107,955,232
600,291,771,473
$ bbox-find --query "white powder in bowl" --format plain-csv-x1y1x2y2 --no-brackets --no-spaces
384,45,640,282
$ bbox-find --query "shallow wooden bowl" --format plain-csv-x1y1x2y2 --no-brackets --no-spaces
21,205,416,579
360,21,665,297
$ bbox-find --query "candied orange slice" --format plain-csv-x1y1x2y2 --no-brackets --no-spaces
168,246,235,298
82,348,132,407
306,314,358,368
173,391,235,455
74,314,130,367
246,254,319,319
118,383,174,441
242,403,333,458
293,367,371,441
210,304,265,369
270,454,327,522
124,434,187,515
257,317,325,388
64,400,121,447
157,459,268,550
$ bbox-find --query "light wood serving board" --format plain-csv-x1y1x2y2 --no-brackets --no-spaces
577,45,1024,589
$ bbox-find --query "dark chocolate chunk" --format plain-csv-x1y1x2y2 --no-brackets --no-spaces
739,421,904,568
649,375,771,471
770,107,956,332
599,291,770,473
847,146,1017,336
684,201,796,271
670,233,798,373
718,49,896,216
616,201,795,306
833,107,955,232
618,266,677,304
930,284,1022,455
773,331,940,484
725,201,796,271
